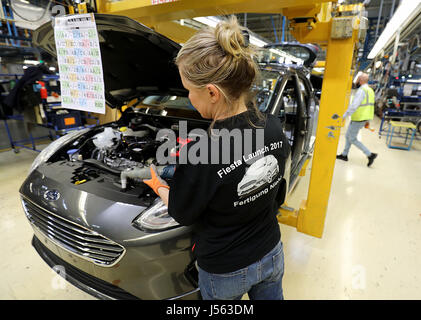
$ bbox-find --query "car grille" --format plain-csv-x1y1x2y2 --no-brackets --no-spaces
21,198,125,267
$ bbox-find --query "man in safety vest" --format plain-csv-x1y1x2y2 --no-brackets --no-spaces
337,73,378,167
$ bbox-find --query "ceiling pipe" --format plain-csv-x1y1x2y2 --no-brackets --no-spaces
374,0,384,41
389,0,396,19
270,15,279,43
282,15,286,42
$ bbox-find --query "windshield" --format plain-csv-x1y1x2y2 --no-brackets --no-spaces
140,69,280,115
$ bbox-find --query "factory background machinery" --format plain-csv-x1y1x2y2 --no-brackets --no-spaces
1,0,421,302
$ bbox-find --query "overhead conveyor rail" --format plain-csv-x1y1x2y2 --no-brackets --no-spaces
95,0,331,43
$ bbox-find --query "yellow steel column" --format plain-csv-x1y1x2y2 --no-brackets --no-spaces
296,24,358,238
278,4,367,238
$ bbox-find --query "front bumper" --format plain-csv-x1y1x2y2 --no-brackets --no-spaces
31,228,200,300
32,235,138,300
20,166,200,300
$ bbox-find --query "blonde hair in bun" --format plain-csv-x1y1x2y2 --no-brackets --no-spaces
214,16,249,59
175,15,264,127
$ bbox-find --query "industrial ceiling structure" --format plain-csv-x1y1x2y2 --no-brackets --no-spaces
0,0,400,65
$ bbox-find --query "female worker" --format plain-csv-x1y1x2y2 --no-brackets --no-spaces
144,16,291,300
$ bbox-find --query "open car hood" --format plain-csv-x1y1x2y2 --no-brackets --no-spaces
32,14,187,108
263,42,319,68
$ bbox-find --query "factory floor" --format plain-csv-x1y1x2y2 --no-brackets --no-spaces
1,115,420,300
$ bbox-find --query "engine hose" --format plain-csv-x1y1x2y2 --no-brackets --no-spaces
120,165,175,189
138,124,159,132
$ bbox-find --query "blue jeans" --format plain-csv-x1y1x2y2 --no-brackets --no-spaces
198,240,284,300
342,121,371,157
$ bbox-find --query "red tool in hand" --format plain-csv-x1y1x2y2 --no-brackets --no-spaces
170,137,193,157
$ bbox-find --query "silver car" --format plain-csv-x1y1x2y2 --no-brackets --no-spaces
20,14,319,299
237,155,279,198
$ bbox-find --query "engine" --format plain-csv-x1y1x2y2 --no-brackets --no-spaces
90,126,160,170
67,119,180,191
54,109,210,192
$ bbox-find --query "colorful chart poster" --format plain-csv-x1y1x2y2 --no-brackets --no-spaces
54,13,105,114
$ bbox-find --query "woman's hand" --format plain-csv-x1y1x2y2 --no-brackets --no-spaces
143,164,169,195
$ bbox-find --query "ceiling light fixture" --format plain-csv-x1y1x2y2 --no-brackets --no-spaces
368,0,421,60
23,60,40,65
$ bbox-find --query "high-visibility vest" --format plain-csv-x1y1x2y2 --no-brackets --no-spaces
351,85,375,121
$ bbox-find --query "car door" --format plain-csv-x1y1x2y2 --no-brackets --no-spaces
271,72,308,175
297,74,318,154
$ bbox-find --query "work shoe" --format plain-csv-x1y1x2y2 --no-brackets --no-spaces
367,153,378,167
336,154,348,161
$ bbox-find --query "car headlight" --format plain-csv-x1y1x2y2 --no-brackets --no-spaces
29,129,90,174
132,198,180,232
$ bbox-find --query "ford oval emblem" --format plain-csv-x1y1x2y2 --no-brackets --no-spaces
44,190,60,201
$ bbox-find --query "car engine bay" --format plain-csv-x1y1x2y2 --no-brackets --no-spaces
47,108,209,197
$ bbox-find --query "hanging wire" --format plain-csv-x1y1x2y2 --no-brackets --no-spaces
282,16,286,42
270,15,279,43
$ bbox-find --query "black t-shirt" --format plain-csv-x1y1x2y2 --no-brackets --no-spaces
168,110,291,274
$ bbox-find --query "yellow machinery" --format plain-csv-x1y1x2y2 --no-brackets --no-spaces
74,1,366,238
279,3,366,237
